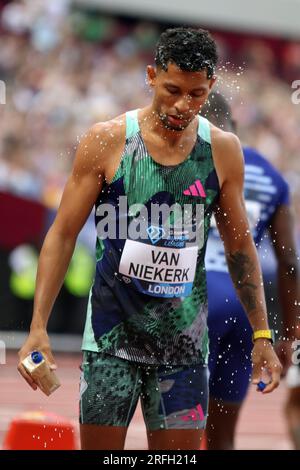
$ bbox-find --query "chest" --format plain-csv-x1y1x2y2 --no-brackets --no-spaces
141,130,198,167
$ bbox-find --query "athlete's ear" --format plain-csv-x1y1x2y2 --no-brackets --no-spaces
146,65,157,87
209,75,217,91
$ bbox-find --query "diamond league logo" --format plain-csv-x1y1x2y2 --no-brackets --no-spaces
147,225,166,244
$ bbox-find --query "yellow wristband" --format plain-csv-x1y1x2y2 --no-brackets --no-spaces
252,329,275,344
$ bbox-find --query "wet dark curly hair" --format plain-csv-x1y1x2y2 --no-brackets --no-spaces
155,27,218,78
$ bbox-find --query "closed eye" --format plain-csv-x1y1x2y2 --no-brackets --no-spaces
165,86,179,95
191,90,206,98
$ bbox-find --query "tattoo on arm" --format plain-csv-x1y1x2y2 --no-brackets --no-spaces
227,251,258,312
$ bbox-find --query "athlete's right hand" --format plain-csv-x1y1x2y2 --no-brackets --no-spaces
17,329,57,391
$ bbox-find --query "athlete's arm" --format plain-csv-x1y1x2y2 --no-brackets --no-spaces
17,121,122,389
212,128,282,393
268,204,300,371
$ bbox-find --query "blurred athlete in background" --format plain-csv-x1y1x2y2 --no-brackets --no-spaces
202,93,299,450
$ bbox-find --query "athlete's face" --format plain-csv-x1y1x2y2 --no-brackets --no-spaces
147,62,216,131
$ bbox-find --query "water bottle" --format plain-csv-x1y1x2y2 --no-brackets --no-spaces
22,351,60,396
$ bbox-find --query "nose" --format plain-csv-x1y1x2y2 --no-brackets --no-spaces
174,96,191,116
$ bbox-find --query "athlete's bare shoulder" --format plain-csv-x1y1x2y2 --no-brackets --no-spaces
210,122,242,157
90,113,126,142
209,122,244,187
74,113,126,181
83,113,126,155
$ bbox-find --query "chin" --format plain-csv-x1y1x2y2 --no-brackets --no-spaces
167,124,185,131
163,122,184,131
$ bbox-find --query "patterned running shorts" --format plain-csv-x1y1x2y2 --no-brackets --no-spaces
79,351,208,431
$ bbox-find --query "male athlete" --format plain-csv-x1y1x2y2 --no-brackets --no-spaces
18,27,282,450
202,93,299,450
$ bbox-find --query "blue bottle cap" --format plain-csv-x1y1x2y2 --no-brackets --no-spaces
31,351,43,364
257,381,266,391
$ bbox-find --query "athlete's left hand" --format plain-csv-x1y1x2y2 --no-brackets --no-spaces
251,338,283,393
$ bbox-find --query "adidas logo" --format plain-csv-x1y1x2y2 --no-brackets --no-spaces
183,180,206,197
181,404,205,422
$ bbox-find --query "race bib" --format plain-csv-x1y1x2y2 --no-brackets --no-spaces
119,239,198,298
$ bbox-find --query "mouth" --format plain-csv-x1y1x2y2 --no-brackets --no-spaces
167,115,186,126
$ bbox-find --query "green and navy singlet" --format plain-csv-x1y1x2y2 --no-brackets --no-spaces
82,109,220,365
